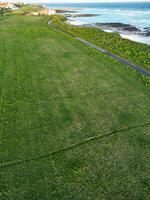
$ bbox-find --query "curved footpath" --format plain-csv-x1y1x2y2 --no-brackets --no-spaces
49,22,150,77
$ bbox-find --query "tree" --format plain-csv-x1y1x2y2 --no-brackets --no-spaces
0,8,6,16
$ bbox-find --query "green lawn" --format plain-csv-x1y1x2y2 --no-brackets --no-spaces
0,15,150,200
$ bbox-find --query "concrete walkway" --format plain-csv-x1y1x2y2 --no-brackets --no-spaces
49,22,150,77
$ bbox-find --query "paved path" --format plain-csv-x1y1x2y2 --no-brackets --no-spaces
77,37,150,77
49,22,150,77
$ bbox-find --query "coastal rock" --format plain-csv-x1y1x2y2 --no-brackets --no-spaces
55,9,76,14
95,23,140,32
73,14,101,17
144,31,150,36
143,27,150,36
144,27,150,31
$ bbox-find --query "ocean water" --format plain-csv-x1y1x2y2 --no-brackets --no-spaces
44,2,150,45
43,2,150,10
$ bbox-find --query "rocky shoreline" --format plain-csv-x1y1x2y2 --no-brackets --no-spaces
94,23,150,37
74,20,150,38
95,23,140,32
58,9,150,40
55,9,77,14
69,14,101,18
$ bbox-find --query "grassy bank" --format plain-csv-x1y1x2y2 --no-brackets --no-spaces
50,15,150,71
0,14,150,199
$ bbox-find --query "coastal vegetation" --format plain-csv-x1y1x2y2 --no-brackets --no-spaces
0,7,150,199
50,15,150,71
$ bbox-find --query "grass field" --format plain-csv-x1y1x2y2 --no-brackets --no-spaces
0,14,150,200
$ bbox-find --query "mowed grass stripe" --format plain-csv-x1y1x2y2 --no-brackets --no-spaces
1,93,149,163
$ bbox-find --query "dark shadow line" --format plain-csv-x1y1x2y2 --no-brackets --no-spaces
1,121,150,170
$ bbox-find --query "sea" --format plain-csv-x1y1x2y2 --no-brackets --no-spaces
43,2,150,45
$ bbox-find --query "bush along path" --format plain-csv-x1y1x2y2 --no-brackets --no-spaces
49,16,150,74
77,37,150,77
